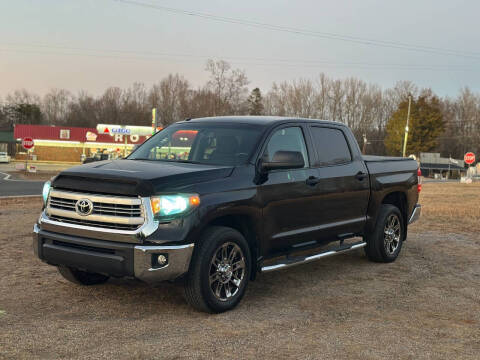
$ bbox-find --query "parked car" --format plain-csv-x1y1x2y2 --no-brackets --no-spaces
82,152,115,164
34,116,421,313
0,152,11,163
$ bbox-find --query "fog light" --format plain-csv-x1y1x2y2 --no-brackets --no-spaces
157,254,168,266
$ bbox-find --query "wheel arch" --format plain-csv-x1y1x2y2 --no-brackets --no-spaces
381,191,408,239
204,213,260,280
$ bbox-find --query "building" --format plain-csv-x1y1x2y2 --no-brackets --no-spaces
13,124,151,162
419,152,466,179
0,128,15,155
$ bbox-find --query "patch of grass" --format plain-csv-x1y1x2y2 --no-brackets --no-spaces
411,182,480,233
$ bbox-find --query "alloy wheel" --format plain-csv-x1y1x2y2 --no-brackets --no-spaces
209,242,246,302
384,214,401,255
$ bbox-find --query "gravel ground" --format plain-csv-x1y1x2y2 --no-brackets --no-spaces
0,187,479,359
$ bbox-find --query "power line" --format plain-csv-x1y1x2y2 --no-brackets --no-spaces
0,44,476,72
113,0,480,60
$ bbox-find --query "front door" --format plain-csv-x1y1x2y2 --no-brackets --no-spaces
258,125,319,255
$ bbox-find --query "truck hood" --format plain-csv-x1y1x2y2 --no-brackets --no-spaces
52,159,234,196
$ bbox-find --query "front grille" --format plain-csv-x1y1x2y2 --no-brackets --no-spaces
46,189,145,231
49,215,141,231
49,197,76,211
49,197,142,218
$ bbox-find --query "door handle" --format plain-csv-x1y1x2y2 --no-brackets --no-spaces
355,171,367,181
306,176,320,186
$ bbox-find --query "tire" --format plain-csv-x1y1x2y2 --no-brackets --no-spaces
184,226,251,313
364,204,405,263
57,266,110,285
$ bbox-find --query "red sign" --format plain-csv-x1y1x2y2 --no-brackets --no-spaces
22,137,35,150
464,152,476,165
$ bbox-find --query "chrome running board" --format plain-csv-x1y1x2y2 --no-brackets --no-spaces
261,241,367,273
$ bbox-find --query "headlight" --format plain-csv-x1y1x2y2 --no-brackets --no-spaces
42,181,51,205
150,194,200,220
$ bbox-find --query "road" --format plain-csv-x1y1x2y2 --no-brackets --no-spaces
0,172,44,197
0,162,74,197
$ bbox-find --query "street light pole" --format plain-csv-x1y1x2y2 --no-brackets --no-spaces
402,95,412,157
402,96,412,157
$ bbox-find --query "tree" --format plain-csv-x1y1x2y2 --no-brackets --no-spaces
149,75,190,126
6,89,41,106
97,87,123,125
205,59,249,115
1,103,43,128
65,91,99,127
42,88,73,124
384,92,444,156
247,88,264,115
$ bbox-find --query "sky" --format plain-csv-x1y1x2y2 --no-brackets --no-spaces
1,0,479,98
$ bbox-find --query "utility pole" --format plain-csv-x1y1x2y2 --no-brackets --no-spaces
402,95,412,157
151,108,157,135
362,133,368,154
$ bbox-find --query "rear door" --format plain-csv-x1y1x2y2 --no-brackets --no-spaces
306,125,370,240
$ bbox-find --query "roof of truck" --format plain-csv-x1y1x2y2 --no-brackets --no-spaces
178,116,344,127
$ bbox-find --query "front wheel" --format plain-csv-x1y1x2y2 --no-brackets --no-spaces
364,204,405,263
184,226,251,313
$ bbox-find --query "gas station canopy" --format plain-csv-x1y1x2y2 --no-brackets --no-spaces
96,124,156,136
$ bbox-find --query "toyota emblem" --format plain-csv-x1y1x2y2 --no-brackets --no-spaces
75,199,93,216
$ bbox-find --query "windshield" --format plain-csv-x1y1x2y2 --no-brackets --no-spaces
128,123,263,166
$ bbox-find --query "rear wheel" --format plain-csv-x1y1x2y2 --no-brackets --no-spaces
365,204,404,263
57,266,110,285
184,226,251,313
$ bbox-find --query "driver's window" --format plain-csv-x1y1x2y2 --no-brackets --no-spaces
264,127,309,167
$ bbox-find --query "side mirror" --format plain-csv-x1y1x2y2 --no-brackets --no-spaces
261,151,305,172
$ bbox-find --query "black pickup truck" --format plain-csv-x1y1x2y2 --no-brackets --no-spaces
34,116,421,313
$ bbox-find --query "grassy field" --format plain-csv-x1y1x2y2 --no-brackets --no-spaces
0,182,479,359
416,182,480,232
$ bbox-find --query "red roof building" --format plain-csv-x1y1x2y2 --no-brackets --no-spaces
14,124,149,144
13,124,150,162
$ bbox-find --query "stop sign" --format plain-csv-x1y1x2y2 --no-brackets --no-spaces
464,152,476,165
22,137,34,150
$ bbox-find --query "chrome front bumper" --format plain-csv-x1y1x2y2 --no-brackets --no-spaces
33,223,194,283
408,204,422,224
133,244,194,282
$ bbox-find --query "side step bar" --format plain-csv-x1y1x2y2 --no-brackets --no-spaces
261,241,367,273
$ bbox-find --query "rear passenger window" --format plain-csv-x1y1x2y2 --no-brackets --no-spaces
310,127,352,166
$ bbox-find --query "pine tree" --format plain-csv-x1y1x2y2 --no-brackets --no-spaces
247,88,264,115
384,93,444,156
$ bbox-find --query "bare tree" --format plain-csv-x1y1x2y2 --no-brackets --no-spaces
97,87,123,125
205,59,249,115
42,88,73,125
65,91,99,128
149,74,190,126
315,73,330,120
121,82,149,125
6,89,41,106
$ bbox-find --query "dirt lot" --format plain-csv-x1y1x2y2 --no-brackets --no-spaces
0,183,479,359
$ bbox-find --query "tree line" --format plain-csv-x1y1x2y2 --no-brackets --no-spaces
1,59,479,159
